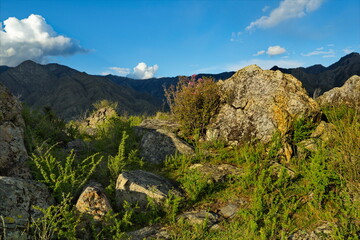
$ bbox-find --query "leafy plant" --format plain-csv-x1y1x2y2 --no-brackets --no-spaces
30,144,103,201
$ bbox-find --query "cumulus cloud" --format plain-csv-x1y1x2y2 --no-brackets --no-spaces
246,0,324,31
301,49,335,57
253,50,265,56
127,62,159,79
0,14,87,66
103,62,159,79
267,45,286,56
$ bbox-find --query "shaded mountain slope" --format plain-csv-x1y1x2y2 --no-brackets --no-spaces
105,72,235,100
271,52,360,97
0,61,162,120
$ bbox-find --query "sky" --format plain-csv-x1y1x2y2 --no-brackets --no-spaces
0,0,359,79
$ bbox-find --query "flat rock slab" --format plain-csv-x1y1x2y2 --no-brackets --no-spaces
178,210,219,227
135,119,194,164
116,170,181,209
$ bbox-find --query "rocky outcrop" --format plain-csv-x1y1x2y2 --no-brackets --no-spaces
206,65,321,159
0,84,30,179
136,119,194,164
0,176,53,239
116,170,181,210
75,182,112,220
317,75,360,110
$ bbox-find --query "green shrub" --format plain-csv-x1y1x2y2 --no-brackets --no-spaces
165,75,220,140
30,144,103,201
92,99,118,110
22,105,74,153
292,117,317,143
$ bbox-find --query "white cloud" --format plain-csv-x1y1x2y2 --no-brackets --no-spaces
343,48,354,54
246,0,324,31
323,54,336,58
0,14,87,66
109,67,131,76
230,32,242,42
316,47,324,50
104,62,159,79
327,44,335,47
127,62,159,79
226,59,303,71
301,49,335,57
262,6,270,12
253,50,265,56
267,45,286,56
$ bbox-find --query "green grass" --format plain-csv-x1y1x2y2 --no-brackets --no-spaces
21,105,360,239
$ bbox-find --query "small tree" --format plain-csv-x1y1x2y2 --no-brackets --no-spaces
165,75,220,140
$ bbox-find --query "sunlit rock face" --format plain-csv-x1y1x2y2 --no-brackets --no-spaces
206,65,321,159
317,75,360,110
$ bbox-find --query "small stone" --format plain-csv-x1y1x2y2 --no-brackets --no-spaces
76,182,112,220
219,203,240,218
178,210,218,227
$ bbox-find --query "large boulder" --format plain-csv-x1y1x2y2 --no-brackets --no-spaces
75,182,113,220
0,176,53,239
116,170,181,210
206,65,321,159
136,119,194,164
0,84,30,178
317,75,360,110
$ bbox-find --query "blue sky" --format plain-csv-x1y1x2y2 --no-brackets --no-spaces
1,0,359,78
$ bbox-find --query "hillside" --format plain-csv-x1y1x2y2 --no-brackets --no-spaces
271,52,360,97
0,61,162,120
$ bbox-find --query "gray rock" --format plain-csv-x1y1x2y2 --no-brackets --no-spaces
0,176,53,239
219,203,240,218
127,225,169,240
82,107,118,135
116,170,181,210
317,75,360,110
136,119,194,164
0,84,30,179
178,210,218,227
206,65,321,160
189,163,241,183
75,182,113,220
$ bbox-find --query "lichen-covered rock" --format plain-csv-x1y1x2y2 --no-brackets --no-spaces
76,182,112,220
0,84,30,179
116,170,181,209
136,119,194,164
82,107,118,135
0,176,53,239
317,75,360,110
206,65,321,160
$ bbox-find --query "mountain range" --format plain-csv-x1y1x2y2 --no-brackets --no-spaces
0,52,359,120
